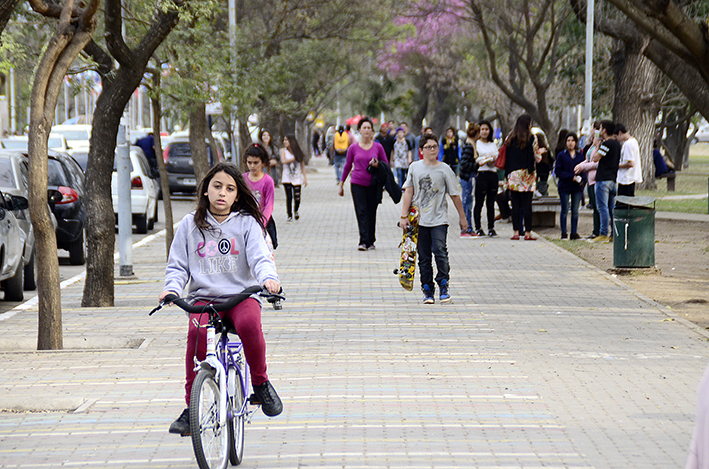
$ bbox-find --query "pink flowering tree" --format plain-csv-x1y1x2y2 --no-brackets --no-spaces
378,1,470,132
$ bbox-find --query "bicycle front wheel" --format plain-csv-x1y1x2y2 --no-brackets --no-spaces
228,365,245,465
190,369,228,469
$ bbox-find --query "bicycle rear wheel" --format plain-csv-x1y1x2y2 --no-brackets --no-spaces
227,365,245,465
190,369,228,469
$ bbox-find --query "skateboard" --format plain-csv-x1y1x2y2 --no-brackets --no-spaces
395,206,419,291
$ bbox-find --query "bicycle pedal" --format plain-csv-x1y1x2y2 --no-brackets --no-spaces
248,393,260,405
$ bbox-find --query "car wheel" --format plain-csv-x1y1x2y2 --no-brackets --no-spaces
147,215,155,231
2,259,24,301
69,230,86,265
135,213,148,234
24,249,37,291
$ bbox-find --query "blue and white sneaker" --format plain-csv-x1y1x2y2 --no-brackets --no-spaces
439,280,451,303
422,284,435,304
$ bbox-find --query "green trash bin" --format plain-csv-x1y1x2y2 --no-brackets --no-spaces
613,195,656,268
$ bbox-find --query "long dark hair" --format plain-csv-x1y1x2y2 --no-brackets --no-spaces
284,134,305,163
194,163,265,235
509,114,533,149
555,129,569,156
478,120,494,143
244,143,269,166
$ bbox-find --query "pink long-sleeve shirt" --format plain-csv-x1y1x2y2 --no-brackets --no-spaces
243,172,275,223
341,141,389,186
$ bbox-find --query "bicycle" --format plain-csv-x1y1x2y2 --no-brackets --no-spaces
150,285,285,469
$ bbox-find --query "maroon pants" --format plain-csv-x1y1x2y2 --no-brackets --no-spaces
184,298,268,405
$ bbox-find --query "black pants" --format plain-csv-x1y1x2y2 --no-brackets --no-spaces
351,183,379,247
474,171,497,231
496,190,511,219
618,183,635,197
283,183,301,218
266,217,278,249
510,191,533,233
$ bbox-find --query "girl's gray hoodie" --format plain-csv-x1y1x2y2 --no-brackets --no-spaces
163,211,278,302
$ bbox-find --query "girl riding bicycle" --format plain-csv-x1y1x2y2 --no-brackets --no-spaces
160,162,283,436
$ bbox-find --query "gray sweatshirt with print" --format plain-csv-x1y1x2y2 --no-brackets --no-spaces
163,211,278,302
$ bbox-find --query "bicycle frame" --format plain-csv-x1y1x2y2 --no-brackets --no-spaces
196,319,252,430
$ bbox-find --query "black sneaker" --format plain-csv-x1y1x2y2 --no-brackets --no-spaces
475,229,485,237
252,381,283,417
488,229,498,237
169,408,190,436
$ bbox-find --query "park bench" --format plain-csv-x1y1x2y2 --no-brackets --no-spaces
657,172,676,191
532,196,560,228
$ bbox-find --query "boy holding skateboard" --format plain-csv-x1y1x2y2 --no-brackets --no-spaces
399,133,469,304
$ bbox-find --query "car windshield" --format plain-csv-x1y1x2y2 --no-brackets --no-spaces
48,137,64,148
0,158,17,189
2,139,27,150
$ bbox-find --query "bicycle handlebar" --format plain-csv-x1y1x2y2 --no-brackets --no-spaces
149,285,285,316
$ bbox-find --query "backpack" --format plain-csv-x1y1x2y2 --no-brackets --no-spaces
333,132,349,154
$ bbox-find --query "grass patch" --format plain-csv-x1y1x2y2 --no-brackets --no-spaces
654,198,709,214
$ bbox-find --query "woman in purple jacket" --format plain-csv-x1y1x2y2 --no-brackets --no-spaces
554,132,586,240
337,117,389,250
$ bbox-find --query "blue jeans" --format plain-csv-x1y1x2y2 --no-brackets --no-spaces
396,168,408,188
334,154,346,181
459,177,474,229
595,180,616,236
587,184,600,236
418,225,449,291
559,191,583,235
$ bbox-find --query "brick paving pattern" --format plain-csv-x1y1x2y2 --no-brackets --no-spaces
0,157,705,468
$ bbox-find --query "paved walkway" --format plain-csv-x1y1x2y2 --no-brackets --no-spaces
1,157,707,468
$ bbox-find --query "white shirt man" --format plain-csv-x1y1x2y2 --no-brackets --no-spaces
616,125,642,196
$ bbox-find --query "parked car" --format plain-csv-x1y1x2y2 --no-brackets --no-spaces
695,124,709,143
47,151,86,265
0,151,37,290
0,189,27,301
67,146,90,171
163,133,222,193
1,134,70,152
112,146,160,234
50,124,91,149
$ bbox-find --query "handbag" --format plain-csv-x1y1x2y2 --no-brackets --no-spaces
495,143,507,169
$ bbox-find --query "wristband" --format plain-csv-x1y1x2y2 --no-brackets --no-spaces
401,216,408,219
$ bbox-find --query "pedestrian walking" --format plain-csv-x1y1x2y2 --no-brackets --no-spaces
439,126,461,174
244,143,278,249
392,127,412,188
338,117,389,251
400,133,468,304
312,130,321,157
474,120,499,237
259,129,280,188
280,135,307,222
554,132,586,240
332,126,350,182
375,123,395,161
458,122,480,237
160,162,283,436
592,120,620,243
504,114,543,241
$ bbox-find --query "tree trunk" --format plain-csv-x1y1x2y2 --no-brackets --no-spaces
411,81,429,132
611,39,661,190
189,103,210,185
28,0,98,348
80,0,182,307
150,77,173,256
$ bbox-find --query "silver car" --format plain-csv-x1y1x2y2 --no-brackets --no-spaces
0,189,27,301
0,151,38,291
